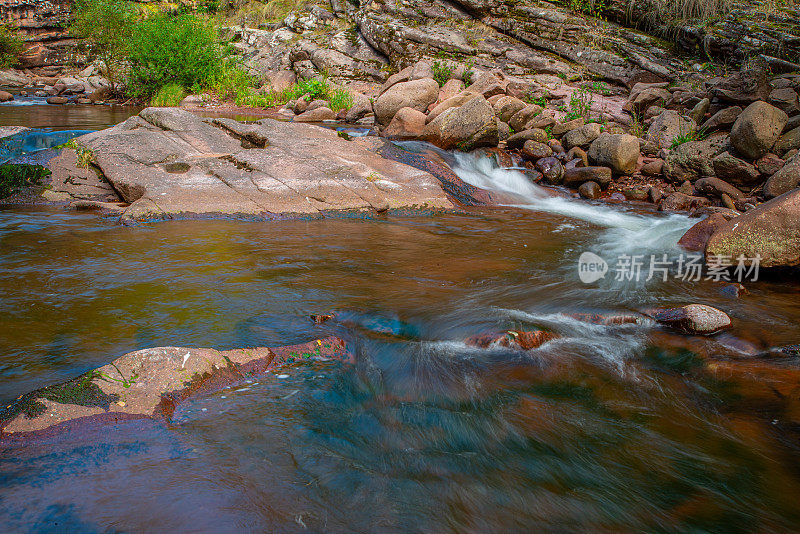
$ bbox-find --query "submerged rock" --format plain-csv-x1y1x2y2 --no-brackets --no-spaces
1,337,350,439
465,330,559,351
649,304,731,335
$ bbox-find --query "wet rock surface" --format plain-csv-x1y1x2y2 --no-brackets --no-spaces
72,107,454,221
1,337,350,439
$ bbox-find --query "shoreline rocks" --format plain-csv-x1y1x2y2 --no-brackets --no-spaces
0,337,351,441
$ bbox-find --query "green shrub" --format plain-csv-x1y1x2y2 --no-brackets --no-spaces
462,59,475,86
432,60,454,87
70,0,135,92
151,83,188,106
563,86,594,121
0,24,24,69
327,88,353,112
0,164,51,199
127,14,226,98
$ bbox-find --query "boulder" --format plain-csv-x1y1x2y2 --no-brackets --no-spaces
382,107,427,139
506,128,548,150
706,188,800,268
345,91,373,123
700,106,742,132
641,159,664,176
465,74,506,99
536,157,564,184
587,133,640,175
649,304,731,335
294,106,336,122
768,87,799,115
46,96,68,105
627,86,671,113
659,192,710,212
578,181,601,199
494,96,527,124
562,167,612,188
421,96,499,151
774,126,800,156
508,105,543,132
426,93,475,124
0,91,13,102
438,79,465,102
562,123,602,150
373,78,439,125
763,152,800,198
711,151,762,186
265,70,296,93
708,69,770,104
551,118,584,137
567,147,589,167
646,110,696,150
663,134,727,182
694,177,744,200
689,97,710,124
755,154,784,176
74,108,453,222
520,140,553,160
730,101,788,159
623,186,649,201
305,99,329,112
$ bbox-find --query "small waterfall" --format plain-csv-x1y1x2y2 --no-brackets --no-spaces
449,151,694,259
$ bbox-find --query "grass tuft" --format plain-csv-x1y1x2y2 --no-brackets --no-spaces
151,83,188,107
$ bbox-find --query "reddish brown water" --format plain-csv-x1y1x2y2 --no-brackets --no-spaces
1,201,800,531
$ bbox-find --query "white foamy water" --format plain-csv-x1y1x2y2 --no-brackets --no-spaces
450,152,694,259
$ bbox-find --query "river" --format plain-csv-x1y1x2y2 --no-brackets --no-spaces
1,101,799,532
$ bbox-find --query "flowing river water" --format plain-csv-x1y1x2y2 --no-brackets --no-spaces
2,102,800,532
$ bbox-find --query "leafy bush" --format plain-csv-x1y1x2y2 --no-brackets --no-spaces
0,24,24,69
70,0,135,92
0,164,50,199
562,86,594,121
432,61,454,87
151,83,188,106
208,66,278,107
327,88,354,112
127,14,226,98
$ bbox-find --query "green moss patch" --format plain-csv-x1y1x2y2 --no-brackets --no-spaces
0,164,51,199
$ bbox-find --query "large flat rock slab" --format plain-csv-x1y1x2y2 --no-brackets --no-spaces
76,108,454,222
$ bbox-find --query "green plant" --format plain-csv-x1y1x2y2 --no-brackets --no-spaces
432,60,454,87
568,0,607,17
127,14,226,99
0,24,24,69
462,59,475,86
70,0,135,92
629,111,644,138
670,124,709,149
564,86,594,121
0,164,50,199
327,87,354,112
151,83,188,106
590,81,611,95
60,139,95,167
